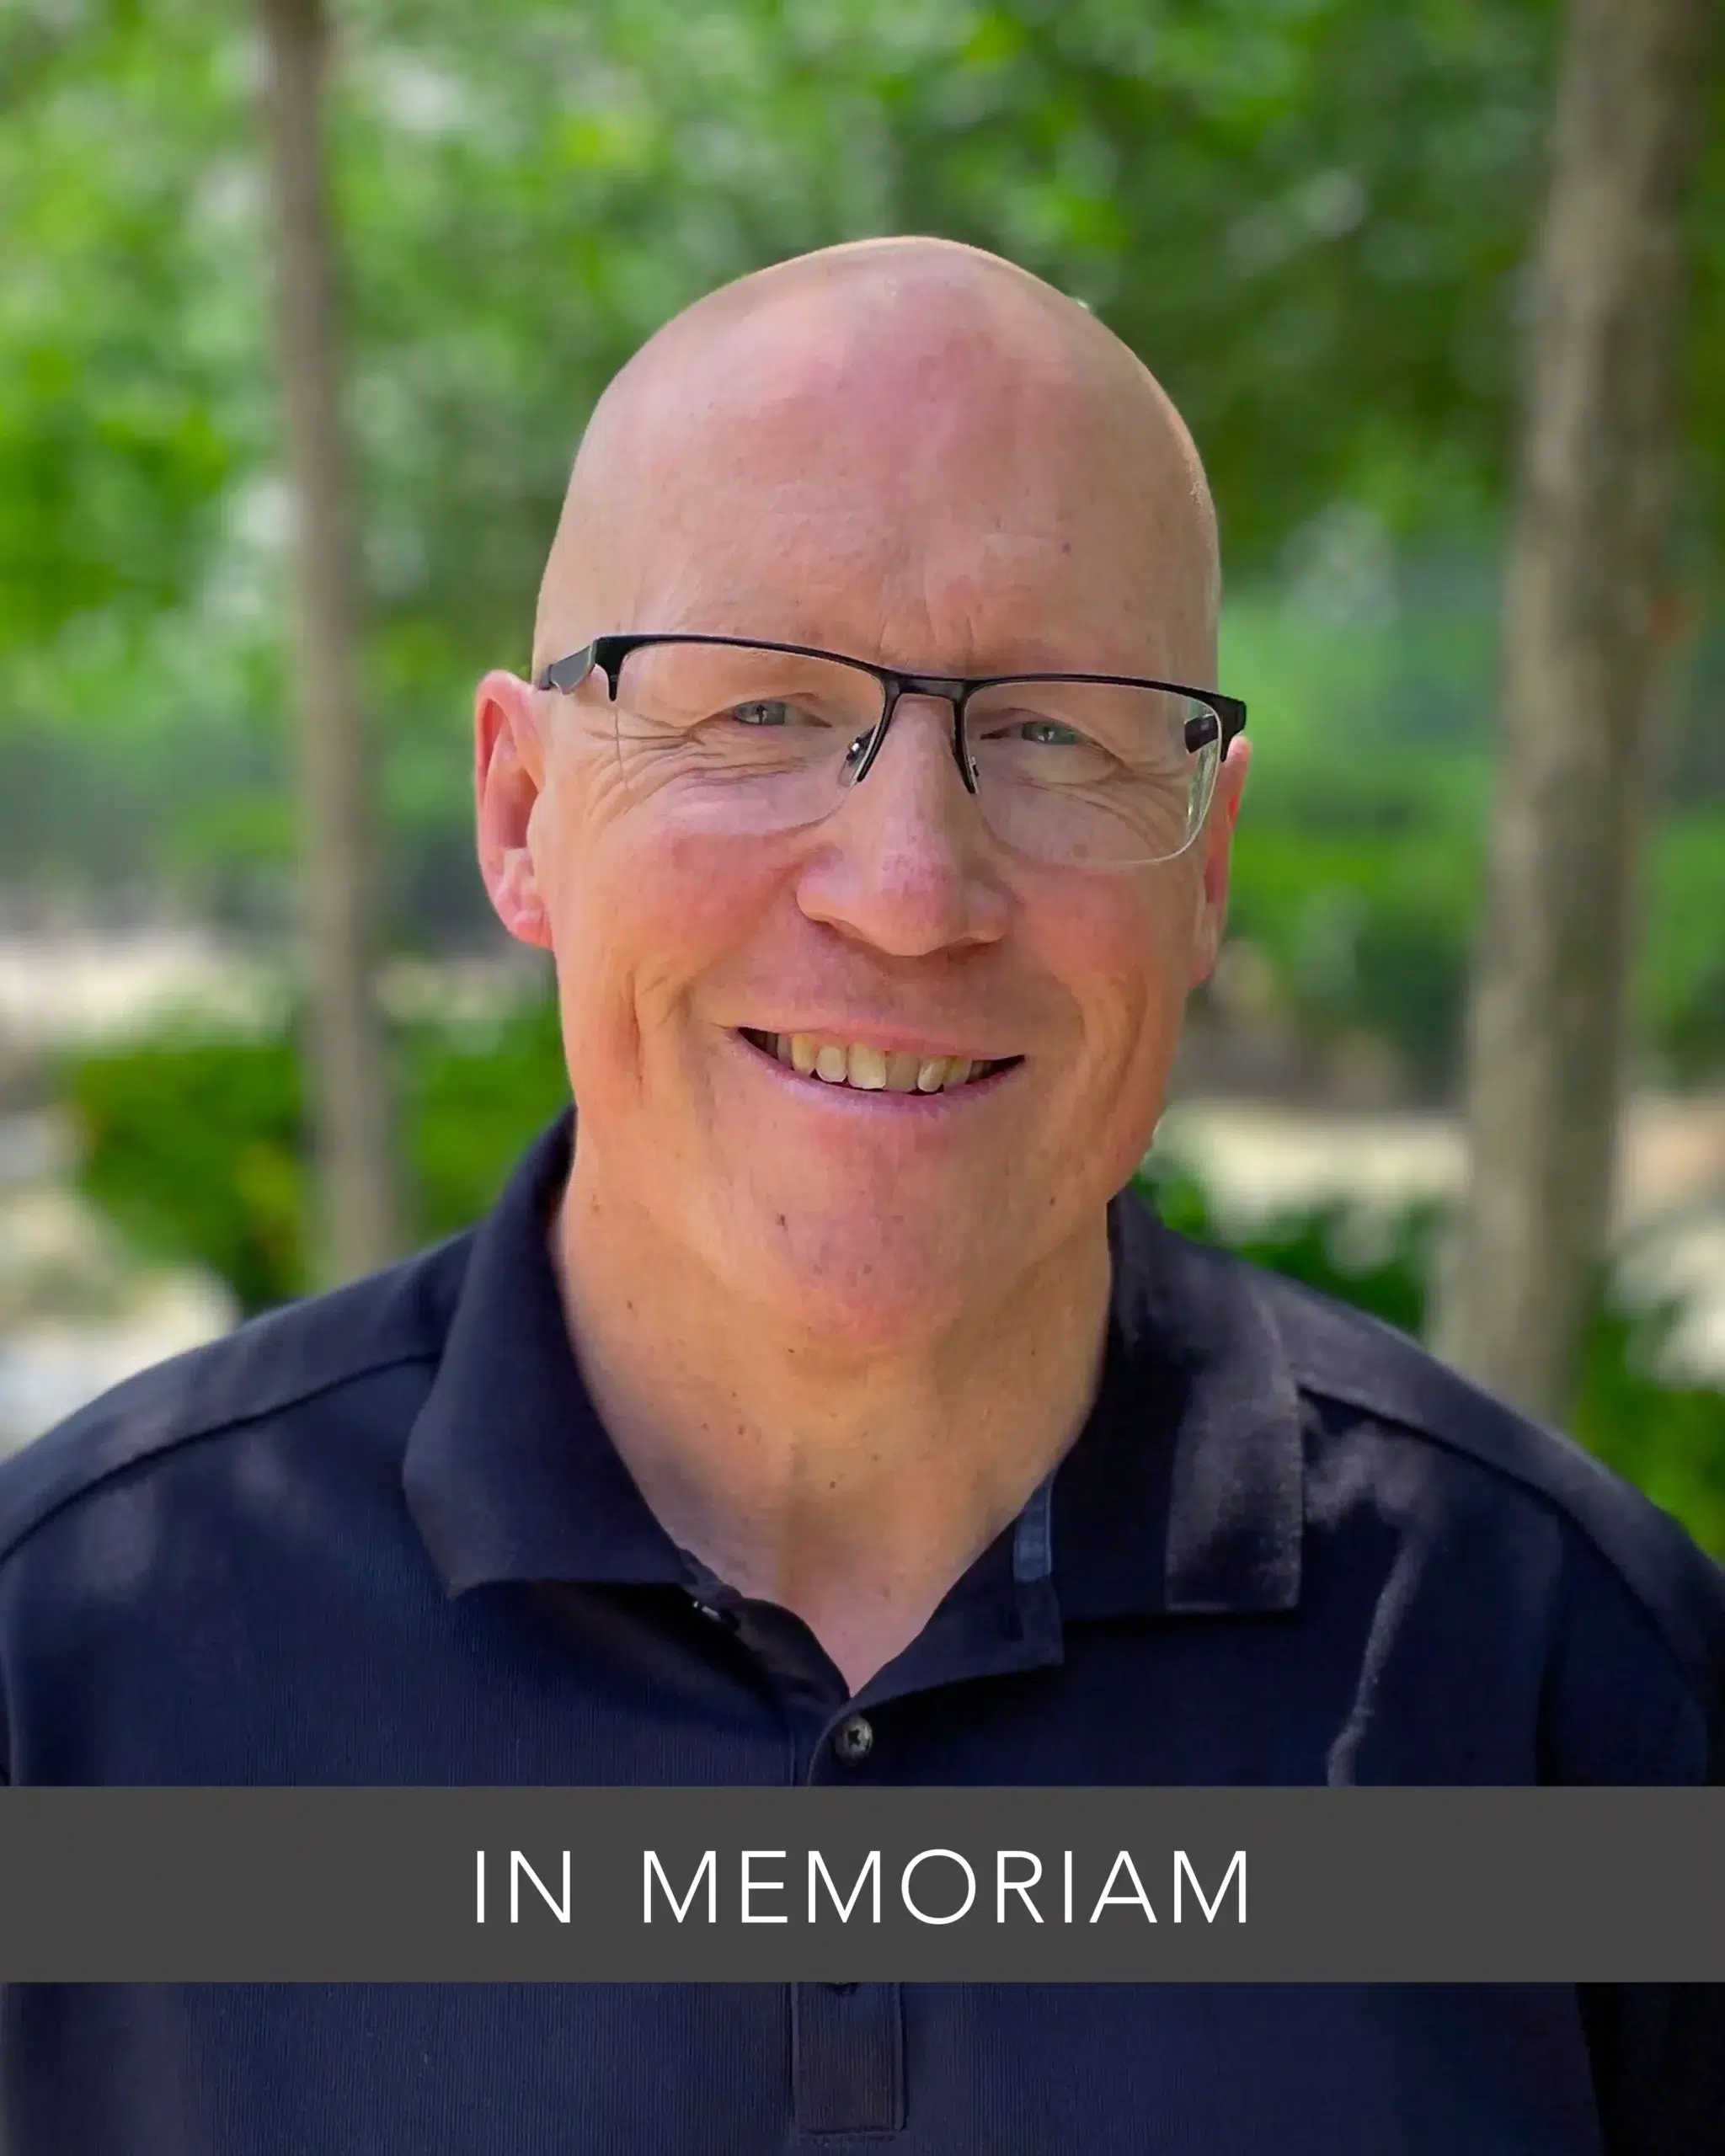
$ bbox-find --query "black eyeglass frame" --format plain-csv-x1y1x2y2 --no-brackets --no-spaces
537,632,1247,799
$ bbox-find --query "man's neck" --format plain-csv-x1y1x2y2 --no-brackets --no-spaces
548,1179,1114,1694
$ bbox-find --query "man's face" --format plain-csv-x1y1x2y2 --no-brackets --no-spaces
480,264,1245,1352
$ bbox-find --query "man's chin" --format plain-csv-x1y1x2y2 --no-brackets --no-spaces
728,1218,983,1344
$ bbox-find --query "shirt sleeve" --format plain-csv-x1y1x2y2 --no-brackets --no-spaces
1576,1653,1725,2153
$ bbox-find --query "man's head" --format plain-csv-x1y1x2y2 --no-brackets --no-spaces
475,235,1247,1353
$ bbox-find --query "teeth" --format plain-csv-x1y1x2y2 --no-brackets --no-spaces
756,1031,1003,1094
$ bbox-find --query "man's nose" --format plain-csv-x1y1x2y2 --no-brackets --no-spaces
798,691,1007,956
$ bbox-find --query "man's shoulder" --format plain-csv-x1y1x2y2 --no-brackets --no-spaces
1149,1211,1725,1693
0,1229,474,1572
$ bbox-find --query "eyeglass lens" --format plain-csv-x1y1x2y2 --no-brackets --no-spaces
590,641,1222,867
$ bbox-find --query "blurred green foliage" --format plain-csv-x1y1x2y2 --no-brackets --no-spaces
1146,1156,1439,1338
57,1004,1725,1556
1570,1306,1725,1561
64,1030,305,1314
404,992,573,1239
1217,584,1725,1090
61,996,572,1310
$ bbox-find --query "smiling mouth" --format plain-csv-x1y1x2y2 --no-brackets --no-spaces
737,1027,1023,1094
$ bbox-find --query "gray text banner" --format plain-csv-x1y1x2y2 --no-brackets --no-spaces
1,1787,1721,1982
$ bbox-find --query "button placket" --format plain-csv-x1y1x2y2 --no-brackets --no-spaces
791,1976,905,2136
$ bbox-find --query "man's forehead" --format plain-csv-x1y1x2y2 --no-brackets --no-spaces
536,242,1216,669
589,254,1125,487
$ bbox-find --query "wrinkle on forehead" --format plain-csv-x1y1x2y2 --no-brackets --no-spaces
533,237,1219,680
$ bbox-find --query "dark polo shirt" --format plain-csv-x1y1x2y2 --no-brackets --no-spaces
2,1110,1722,2154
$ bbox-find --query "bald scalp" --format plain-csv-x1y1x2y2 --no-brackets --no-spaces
532,237,1220,681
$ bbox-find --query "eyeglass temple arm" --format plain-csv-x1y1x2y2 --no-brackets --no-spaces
1187,701,1248,755
538,643,598,694
538,637,649,696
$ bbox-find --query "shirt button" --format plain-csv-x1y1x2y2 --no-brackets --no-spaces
832,1714,874,1765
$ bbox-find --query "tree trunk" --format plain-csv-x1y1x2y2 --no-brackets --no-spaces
1429,0,1717,1418
258,0,400,1283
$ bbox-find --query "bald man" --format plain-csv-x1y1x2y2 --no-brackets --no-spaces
3,238,1721,2156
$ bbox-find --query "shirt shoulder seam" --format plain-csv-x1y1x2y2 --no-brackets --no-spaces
1290,1358,1725,1706
0,1233,473,1571
0,1339,445,1574
1174,1238,1724,1703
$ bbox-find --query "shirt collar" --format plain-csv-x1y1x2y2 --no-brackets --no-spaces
403,1113,687,1593
403,1110,1304,1617
1058,1187,1305,1616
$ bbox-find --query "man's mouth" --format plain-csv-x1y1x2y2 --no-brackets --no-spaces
736,1027,1023,1094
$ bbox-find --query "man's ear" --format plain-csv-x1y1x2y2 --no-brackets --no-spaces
475,670,553,950
1187,734,1250,989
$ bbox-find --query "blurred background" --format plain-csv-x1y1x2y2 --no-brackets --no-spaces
0,0,1720,1545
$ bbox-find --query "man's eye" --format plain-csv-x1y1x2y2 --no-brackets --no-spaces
975,713,1087,750
728,700,796,728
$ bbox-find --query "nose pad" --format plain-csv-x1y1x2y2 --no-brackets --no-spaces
846,689,978,795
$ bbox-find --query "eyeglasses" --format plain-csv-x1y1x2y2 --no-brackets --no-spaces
537,633,1247,870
